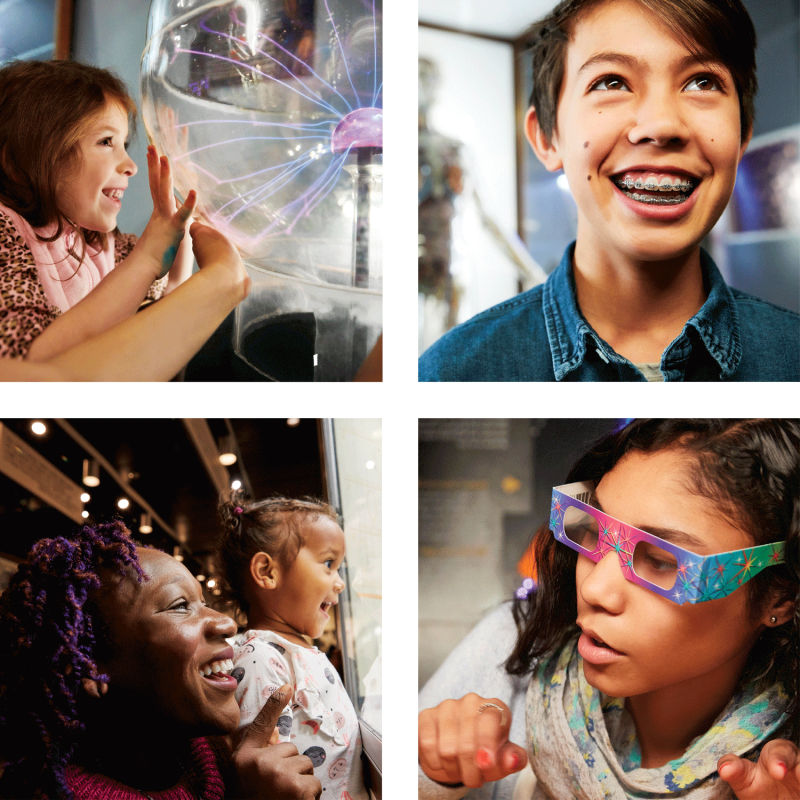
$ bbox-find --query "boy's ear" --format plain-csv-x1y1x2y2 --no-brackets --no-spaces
738,126,753,162
525,106,564,173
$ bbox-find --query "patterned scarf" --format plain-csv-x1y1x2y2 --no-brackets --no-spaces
526,637,788,799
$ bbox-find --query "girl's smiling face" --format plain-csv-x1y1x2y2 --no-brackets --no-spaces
57,102,137,232
266,516,346,643
527,0,749,265
575,448,768,701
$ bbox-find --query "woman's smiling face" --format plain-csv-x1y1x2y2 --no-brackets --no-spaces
98,548,240,736
528,0,749,265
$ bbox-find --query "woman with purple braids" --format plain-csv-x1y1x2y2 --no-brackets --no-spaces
0,519,321,800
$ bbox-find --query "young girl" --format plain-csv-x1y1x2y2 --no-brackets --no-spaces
419,420,799,800
216,493,368,800
0,59,195,362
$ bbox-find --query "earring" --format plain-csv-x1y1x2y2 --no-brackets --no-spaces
770,616,778,624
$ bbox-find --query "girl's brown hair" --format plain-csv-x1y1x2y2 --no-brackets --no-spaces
528,0,757,144
0,60,137,265
215,490,339,619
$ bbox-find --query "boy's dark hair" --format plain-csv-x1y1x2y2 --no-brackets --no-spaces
506,419,800,737
0,520,145,800
528,0,757,143
215,491,338,618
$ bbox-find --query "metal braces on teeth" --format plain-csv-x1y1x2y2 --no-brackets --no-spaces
616,176,693,192
623,191,689,204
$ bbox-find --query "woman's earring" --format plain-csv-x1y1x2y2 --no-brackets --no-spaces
770,615,778,624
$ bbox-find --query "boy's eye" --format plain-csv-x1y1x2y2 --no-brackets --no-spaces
590,75,631,93
684,75,720,92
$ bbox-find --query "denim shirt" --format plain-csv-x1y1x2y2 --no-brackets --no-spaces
418,243,800,382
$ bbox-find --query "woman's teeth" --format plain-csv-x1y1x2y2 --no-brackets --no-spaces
199,658,234,677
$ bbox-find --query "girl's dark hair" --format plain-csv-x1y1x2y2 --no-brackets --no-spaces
506,420,800,735
0,520,145,800
0,60,137,268
528,0,757,143
215,490,338,619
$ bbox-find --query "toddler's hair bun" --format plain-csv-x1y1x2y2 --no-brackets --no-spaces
219,488,248,532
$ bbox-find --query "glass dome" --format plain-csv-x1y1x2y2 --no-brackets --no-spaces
141,0,382,380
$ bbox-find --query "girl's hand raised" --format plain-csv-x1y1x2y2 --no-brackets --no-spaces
138,145,196,280
719,740,800,799
418,694,527,789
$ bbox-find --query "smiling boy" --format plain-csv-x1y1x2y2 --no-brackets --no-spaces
418,0,799,382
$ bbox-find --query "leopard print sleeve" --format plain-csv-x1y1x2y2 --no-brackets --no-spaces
114,231,169,301
0,210,62,359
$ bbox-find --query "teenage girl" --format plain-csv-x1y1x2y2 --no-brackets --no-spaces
216,493,368,800
0,59,195,362
419,420,799,800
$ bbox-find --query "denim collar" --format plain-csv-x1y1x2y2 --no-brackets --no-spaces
542,243,741,381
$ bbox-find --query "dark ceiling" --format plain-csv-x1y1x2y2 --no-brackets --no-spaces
0,418,325,579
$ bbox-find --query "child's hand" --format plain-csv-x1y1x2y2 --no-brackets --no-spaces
189,221,250,302
138,145,197,280
718,740,800,799
418,693,527,789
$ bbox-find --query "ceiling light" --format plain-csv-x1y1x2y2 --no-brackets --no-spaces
196,574,206,582
173,546,184,562
207,578,217,589
287,418,300,427
217,435,237,466
117,497,130,510
139,513,152,534
80,492,90,503
82,459,100,487
31,421,47,435
231,479,242,491
81,510,89,519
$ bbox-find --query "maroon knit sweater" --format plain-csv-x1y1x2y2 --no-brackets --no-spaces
65,737,228,800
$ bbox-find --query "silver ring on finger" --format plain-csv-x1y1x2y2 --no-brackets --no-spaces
476,702,506,727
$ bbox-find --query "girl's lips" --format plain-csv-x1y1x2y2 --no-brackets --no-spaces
101,192,122,210
611,177,700,221
578,631,625,665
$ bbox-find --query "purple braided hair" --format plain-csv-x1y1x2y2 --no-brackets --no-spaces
0,520,145,800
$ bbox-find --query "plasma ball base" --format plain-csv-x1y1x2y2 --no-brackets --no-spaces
331,107,383,153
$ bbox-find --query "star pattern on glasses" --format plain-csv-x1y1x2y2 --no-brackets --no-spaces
597,523,636,574
695,548,770,601
550,488,785,605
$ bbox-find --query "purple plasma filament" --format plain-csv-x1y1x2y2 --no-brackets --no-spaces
331,107,383,152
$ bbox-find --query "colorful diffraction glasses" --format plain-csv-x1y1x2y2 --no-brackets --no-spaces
550,482,786,605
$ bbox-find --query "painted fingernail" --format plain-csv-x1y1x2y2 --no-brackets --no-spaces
777,761,788,778
475,749,491,769
508,752,521,770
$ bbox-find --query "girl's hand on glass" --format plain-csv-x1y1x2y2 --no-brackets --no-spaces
418,694,527,789
138,145,196,279
718,740,800,799
189,221,250,302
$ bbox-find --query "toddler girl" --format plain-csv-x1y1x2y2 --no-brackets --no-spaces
0,59,194,361
216,493,368,800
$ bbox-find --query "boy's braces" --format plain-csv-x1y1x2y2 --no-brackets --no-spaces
624,192,688,205
615,176,694,193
